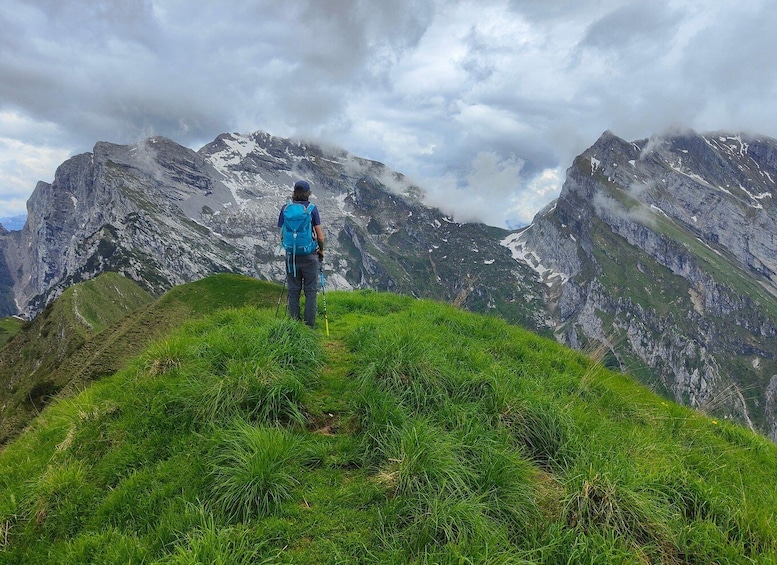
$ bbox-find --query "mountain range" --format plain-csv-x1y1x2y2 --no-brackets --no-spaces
2,128,777,441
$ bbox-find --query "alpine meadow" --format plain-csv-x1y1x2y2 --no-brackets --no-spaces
1,273,776,563
7,1,777,561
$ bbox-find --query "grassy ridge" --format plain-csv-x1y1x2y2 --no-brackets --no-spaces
0,273,153,445
1,278,776,563
0,273,281,446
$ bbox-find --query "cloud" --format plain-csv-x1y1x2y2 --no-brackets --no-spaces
3,0,777,227
424,151,559,228
580,0,682,54
0,112,71,215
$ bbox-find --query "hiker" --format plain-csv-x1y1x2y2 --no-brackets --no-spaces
278,179,325,327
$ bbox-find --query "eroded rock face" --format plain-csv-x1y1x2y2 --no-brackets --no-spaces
508,129,777,440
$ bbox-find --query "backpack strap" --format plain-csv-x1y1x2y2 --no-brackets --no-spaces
307,203,317,247
277,202,288,254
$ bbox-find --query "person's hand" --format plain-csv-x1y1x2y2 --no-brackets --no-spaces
317,250,324,262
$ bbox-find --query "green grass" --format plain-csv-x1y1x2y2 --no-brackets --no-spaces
0,317,23,348
0,272,282,446
0,273,154,445
1,278,776,563
591,217,693,320
63,271,153,334
651,211,777,320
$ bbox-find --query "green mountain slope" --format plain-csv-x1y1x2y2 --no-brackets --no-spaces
0,272,282,446
0,317,23,348
1,276,776,563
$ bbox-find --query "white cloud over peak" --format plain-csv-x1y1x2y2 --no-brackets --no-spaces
2,0,777,228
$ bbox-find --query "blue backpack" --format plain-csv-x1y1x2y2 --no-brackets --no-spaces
281,201,318,273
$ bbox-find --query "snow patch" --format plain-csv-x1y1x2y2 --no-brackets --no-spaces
501,232,569,286
737,184,772,209
334,192,349,213
650,204,669,218
205,133,284,207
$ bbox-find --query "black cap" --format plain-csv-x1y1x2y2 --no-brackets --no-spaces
293,180,311,192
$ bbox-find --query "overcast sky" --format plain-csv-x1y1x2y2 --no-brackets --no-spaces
2,0,777,228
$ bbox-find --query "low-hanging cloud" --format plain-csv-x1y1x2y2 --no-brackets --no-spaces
3,0,777,229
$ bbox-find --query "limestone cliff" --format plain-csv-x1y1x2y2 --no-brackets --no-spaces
508,129,777,440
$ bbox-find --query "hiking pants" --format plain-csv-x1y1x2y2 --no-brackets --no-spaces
286,252,319,327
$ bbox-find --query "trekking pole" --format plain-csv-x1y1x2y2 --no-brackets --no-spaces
275,275,287,318
319,258,329,336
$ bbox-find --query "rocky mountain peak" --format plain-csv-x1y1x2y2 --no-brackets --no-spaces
510,128,777,440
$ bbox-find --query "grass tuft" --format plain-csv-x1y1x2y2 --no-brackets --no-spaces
164,506,273,565
501,400,573,471
207,421,305,521
562,469,672,551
